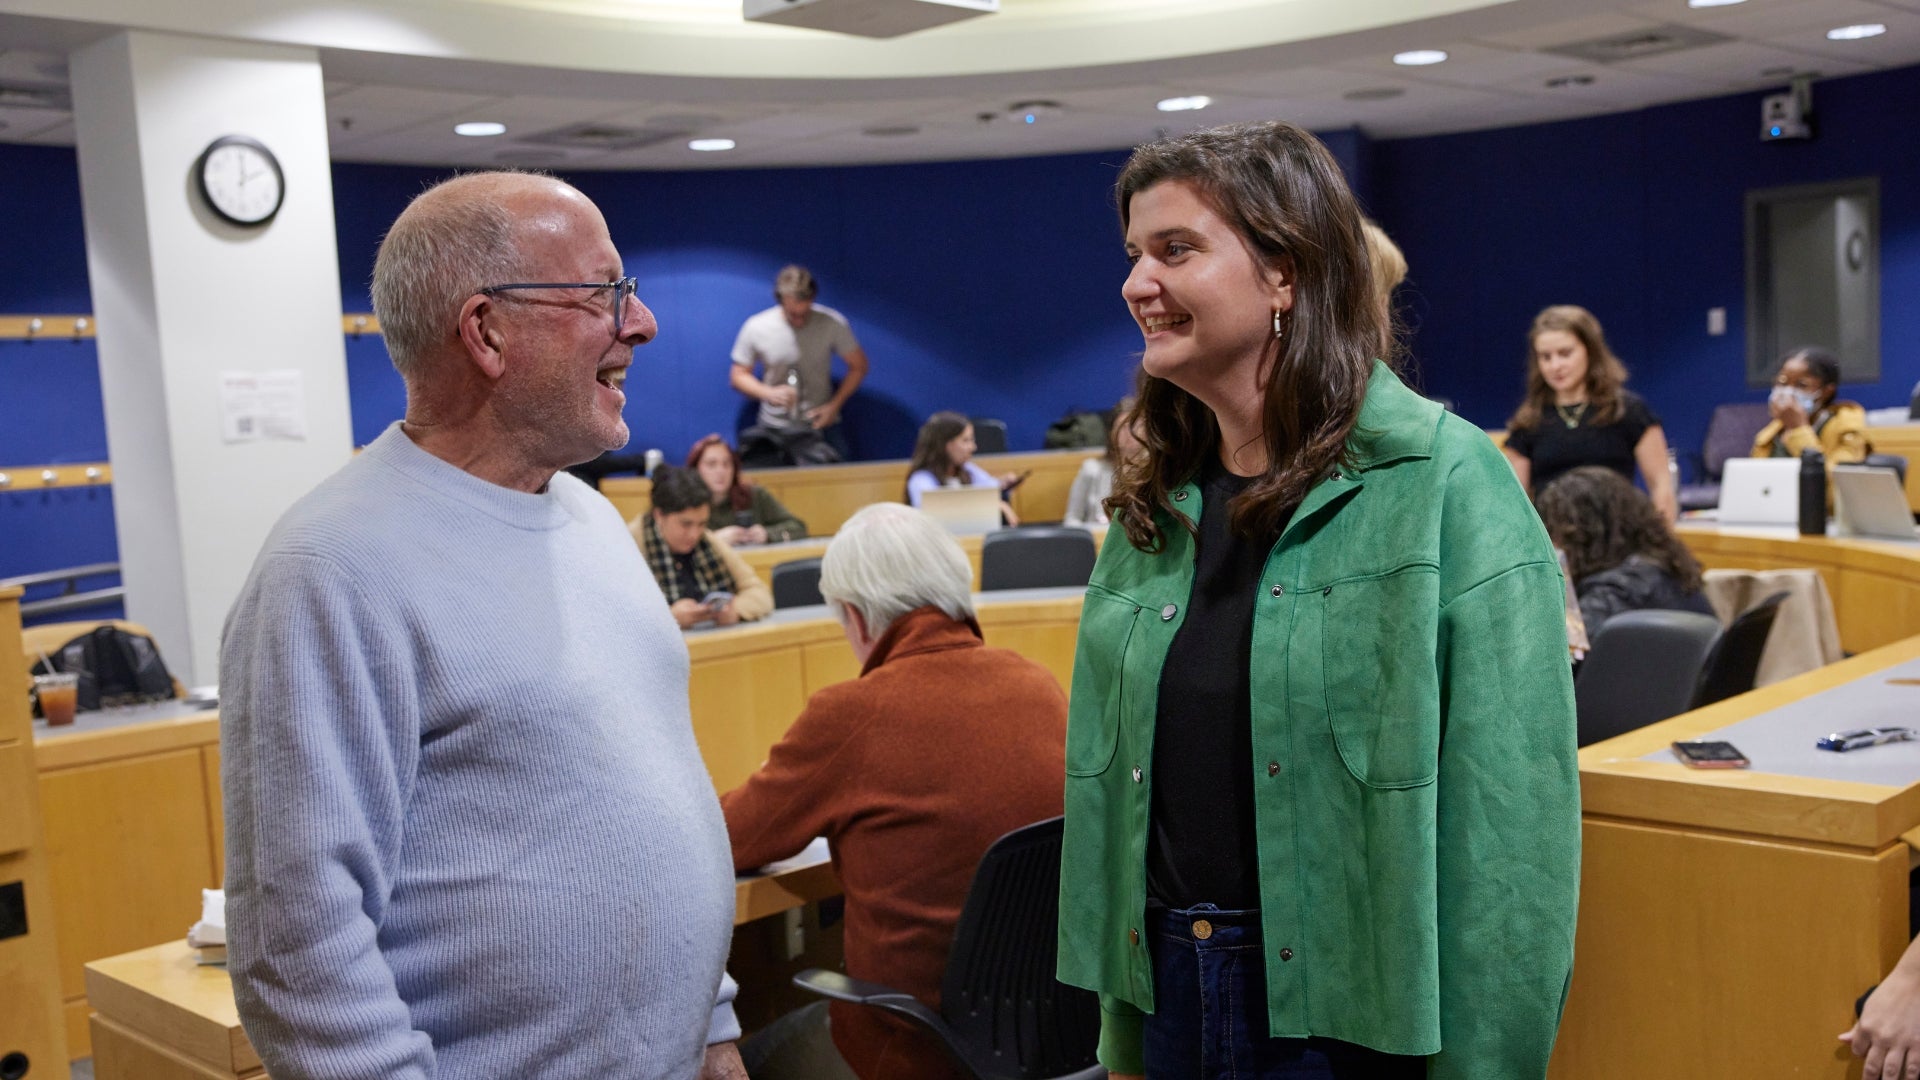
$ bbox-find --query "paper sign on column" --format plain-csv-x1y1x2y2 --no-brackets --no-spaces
220,370,308,442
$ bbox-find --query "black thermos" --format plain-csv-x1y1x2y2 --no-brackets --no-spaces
1798,448,1827,536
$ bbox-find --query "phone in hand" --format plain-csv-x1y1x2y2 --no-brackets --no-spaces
1004,470,1035,492
702,590,734,611
1671,740,1749,769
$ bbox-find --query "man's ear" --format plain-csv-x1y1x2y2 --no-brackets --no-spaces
1265,253,1297,315
844,604,871,648
456,294,508,380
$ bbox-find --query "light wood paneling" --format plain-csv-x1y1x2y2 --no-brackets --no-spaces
688,640,809,794
1679,526,1920,654
602,448,1101,535
0,587,71,1070
90,1015,266,1080
86,943,260,1076
201,747,224,887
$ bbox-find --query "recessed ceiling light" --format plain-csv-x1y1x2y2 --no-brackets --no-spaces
1827,23,1886,40
1687,0,1746,7
688,138,737,152
1343,87,1406,102
1157,95,1212,112
1393,49,1448,66
454,121,506,137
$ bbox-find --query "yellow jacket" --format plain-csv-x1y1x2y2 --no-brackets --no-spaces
1751,401,1872,468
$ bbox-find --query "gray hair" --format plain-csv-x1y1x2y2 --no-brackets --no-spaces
370,171,538,378
821,502,974,639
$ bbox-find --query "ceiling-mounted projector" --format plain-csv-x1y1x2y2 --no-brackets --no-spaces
743,0,998,39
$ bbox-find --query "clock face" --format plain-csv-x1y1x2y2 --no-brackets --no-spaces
197,136,284,226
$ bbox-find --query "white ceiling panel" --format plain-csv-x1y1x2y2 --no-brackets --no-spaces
0,48,64,84
1762,10,1920,65
1613,39,1871,86
1477,11,1667,51
325,85,508,139
18,117,71,145
0,105,68,139
1331,40,1593,87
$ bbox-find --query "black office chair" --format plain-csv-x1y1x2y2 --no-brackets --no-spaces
980,528,1097,591
1864,453,1910,489
1678,402,1773,512
770,557,825,609
794,817,1104,1080
971,418,1010,455
1575,609,1722,747
1908,379,1920,420
1689,591,1789,709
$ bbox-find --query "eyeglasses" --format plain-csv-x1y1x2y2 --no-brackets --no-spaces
479,277,639,335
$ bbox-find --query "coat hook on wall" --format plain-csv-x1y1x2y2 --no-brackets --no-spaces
84,467,102,482
39,469,57,485
0,473,10,488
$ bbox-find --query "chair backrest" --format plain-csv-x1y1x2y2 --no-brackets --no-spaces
1910,379,1920,420
970,417,1009,455
1575,609,1722,747
1864,453,1909,488
939,817,1100,1078
979,528,1097,591
1690,591,1789,709
770,557,825,609
1703,402,1775,480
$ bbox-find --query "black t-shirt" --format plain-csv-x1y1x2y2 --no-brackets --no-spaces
1146,458,1276,910
1506,390,1659,495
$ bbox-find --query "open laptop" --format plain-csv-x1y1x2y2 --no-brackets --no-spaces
1833,465,1919,540
1716,458,1802,525
919,484,1004,534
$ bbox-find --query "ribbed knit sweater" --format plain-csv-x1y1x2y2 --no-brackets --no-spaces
220,423,738,1080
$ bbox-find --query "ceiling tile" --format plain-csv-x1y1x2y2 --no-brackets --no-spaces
0,105,69,140
325,85,507,139
1477,11,1668,51
1614,39,1872,85
1632,0,1896,38
1762,8,1920,64
1330,40,1594,88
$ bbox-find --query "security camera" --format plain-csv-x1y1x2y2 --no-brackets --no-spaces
1761,75,1814,141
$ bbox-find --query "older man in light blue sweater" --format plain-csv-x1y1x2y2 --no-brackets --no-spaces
221,172,744,1079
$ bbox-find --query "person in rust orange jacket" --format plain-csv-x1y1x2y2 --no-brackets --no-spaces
721,502,1067,1080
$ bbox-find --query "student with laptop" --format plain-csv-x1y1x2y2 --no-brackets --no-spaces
904,411,1021,526
1751,346,1872,470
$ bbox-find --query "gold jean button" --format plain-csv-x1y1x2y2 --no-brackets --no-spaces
1129,928,1140,946
1191,919,1213,940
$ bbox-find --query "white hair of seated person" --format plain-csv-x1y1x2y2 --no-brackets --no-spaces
821,503,975,642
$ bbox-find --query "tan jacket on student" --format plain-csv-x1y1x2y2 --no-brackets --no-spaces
1751,401,1873,468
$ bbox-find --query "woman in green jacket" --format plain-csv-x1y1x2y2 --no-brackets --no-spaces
687,433,808,545
1057,120,1580,1079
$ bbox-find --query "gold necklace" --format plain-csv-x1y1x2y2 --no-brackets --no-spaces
1556,402,1588,429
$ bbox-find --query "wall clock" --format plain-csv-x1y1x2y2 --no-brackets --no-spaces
196,135,284,227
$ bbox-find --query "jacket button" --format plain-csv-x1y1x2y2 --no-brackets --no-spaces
1267,760,1281,777
1132,766,1143,784
1270,584,1284,597
1322,586,1332,597
1161,604,1177,621
1279,947,1295,961
1129,928,1140,946
1173,490,1188,501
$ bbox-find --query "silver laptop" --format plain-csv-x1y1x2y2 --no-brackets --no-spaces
918,484,1003,533
1833,466,1918,540
1717,458,1802,525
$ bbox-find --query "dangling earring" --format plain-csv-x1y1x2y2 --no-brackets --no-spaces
1272,310,1285,340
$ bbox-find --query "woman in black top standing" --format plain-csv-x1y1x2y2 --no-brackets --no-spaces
1502,305,1677,522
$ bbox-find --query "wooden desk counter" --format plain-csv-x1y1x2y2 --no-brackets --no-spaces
601,447,1101,537
84,844,841,1080
1552,529,1920,1080
35,590,1084,1058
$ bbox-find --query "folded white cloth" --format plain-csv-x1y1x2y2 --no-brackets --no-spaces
188,888,226,947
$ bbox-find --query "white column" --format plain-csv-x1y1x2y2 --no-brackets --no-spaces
70,31,351,685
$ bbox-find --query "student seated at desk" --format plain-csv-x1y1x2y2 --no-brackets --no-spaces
721,502,1066,1080
1535,466,1713,638
1752,345,1872,470
631,465,773,628
688,433,808,545
904,410,1020,526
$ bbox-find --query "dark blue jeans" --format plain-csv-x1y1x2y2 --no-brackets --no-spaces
1142,905,1427,1080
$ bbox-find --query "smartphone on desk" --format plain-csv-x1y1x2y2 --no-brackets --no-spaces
1671,740,1750,769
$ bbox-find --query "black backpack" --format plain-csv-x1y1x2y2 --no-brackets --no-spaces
29,625,178,716
1044,410,1109,450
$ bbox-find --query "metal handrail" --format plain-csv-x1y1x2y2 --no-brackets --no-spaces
21,587,126,619
0,562,121,591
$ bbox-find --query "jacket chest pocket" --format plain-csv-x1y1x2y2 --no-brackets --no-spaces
1066,588,1142,777
1318,567,1441,789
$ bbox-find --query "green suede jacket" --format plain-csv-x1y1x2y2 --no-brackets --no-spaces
1057,363,1580,1078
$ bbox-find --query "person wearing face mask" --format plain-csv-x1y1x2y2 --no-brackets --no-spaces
1751,346,1872,469
1502,305,1678,524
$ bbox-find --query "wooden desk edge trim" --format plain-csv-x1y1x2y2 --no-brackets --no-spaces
34,711,221,770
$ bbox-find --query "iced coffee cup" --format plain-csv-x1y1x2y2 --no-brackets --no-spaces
34,672,80,726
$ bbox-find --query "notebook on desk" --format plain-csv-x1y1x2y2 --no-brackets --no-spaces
1717,458,1801,525
1833,466,1919,540
919,484,1003,533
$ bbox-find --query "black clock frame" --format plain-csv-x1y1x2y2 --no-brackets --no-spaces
195,134,285,227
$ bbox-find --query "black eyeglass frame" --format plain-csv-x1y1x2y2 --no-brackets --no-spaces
478,277,638,335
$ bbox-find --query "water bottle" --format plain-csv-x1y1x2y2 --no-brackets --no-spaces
1798,448,1826,536
643,448,664,477
783,367,802,418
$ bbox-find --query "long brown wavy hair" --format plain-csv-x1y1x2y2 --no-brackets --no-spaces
685,434,753,512
1508,305,1630,432
1535,466,1702,590
1107,121,1388,552
905,411,976,499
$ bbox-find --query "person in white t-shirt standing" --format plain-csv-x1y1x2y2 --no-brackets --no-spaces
729,265,869,463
